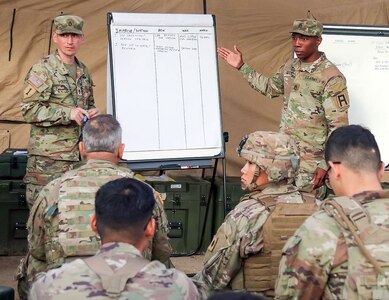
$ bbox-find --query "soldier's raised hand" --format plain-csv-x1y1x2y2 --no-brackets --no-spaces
217,45,244,69
88,108,101,119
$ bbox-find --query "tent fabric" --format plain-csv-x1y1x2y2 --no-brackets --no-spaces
1,0,388,175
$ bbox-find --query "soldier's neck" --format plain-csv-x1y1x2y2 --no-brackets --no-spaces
101,237,147,253
58,50,75,64
85,152,120,164
340,173,383,197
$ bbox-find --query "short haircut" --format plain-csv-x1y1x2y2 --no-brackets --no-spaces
95,177,155,241
83,114,122,153
325,125,381,173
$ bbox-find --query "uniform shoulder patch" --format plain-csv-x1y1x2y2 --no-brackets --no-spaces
331,92,350,111
28,74,45,88
23,84,38,99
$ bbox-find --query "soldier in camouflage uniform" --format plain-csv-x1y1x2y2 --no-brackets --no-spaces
217,19,350,194
16,115,172,299
21,15,100,208
275,125,389,299
29,177,200,300
194,131,317,297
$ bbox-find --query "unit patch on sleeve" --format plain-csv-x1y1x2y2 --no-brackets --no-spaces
28,75,44,88
331,92,350,111
23,84,37,99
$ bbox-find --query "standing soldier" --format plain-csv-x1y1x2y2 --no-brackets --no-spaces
21,15,100,208
217,19,350,196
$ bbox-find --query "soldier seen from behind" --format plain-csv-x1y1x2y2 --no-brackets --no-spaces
29,177,201,299
217,19,350,197
16,114,172,299
194,131,318,297
21,15,100,208
276,124,389,299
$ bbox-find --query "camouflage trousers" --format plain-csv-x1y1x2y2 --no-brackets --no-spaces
295,160,327,200
24,155,77,208
15,254,29,300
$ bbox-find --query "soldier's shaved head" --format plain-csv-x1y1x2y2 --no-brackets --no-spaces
325,125,381,173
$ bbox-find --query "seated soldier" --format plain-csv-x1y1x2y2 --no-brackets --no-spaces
29,177,201,299
16,114,172,299
275,125,389,299
194,131,318,297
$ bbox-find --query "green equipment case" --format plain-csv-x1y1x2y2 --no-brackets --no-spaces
147,176,213,255
0,179,28,255
212,177,246,236
0,149,28,179
0,286,14,300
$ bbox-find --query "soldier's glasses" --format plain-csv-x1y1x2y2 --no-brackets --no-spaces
143,215,155,231
324,161,341,189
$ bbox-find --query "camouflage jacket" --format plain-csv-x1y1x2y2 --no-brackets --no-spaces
29,242,200,300
240,53,349,177
275,190,389,300
21,50,95,161
194,183,307,296
27,159,171,282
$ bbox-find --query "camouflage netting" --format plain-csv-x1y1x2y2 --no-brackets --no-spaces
1,0,389,175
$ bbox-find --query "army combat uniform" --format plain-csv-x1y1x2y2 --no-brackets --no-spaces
29,242,200,300
21,50,95,207
194,183,315,297
239,53,350,191
275,190,389,299
23,159,171,285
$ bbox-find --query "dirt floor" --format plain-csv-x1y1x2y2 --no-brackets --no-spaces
0,254,204,300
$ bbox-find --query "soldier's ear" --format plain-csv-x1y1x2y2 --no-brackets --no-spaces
378,161,385,179
90,214,97,233
144,218,155,240
79,142,86,158
52,32,58,43
118,143,125,159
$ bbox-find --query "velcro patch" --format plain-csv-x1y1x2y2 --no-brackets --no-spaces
207,236,218,252
332,92,350,110
155,192,164,205
23,84,37,99
28,74,45,88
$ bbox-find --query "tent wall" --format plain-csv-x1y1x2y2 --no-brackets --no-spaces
1,0,388,175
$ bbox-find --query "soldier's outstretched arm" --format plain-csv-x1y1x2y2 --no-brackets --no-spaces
217,45,244,69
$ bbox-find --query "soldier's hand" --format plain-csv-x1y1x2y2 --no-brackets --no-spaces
71,107,89,126
312,167,327,189
88,108,101,119
217,45,244,69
